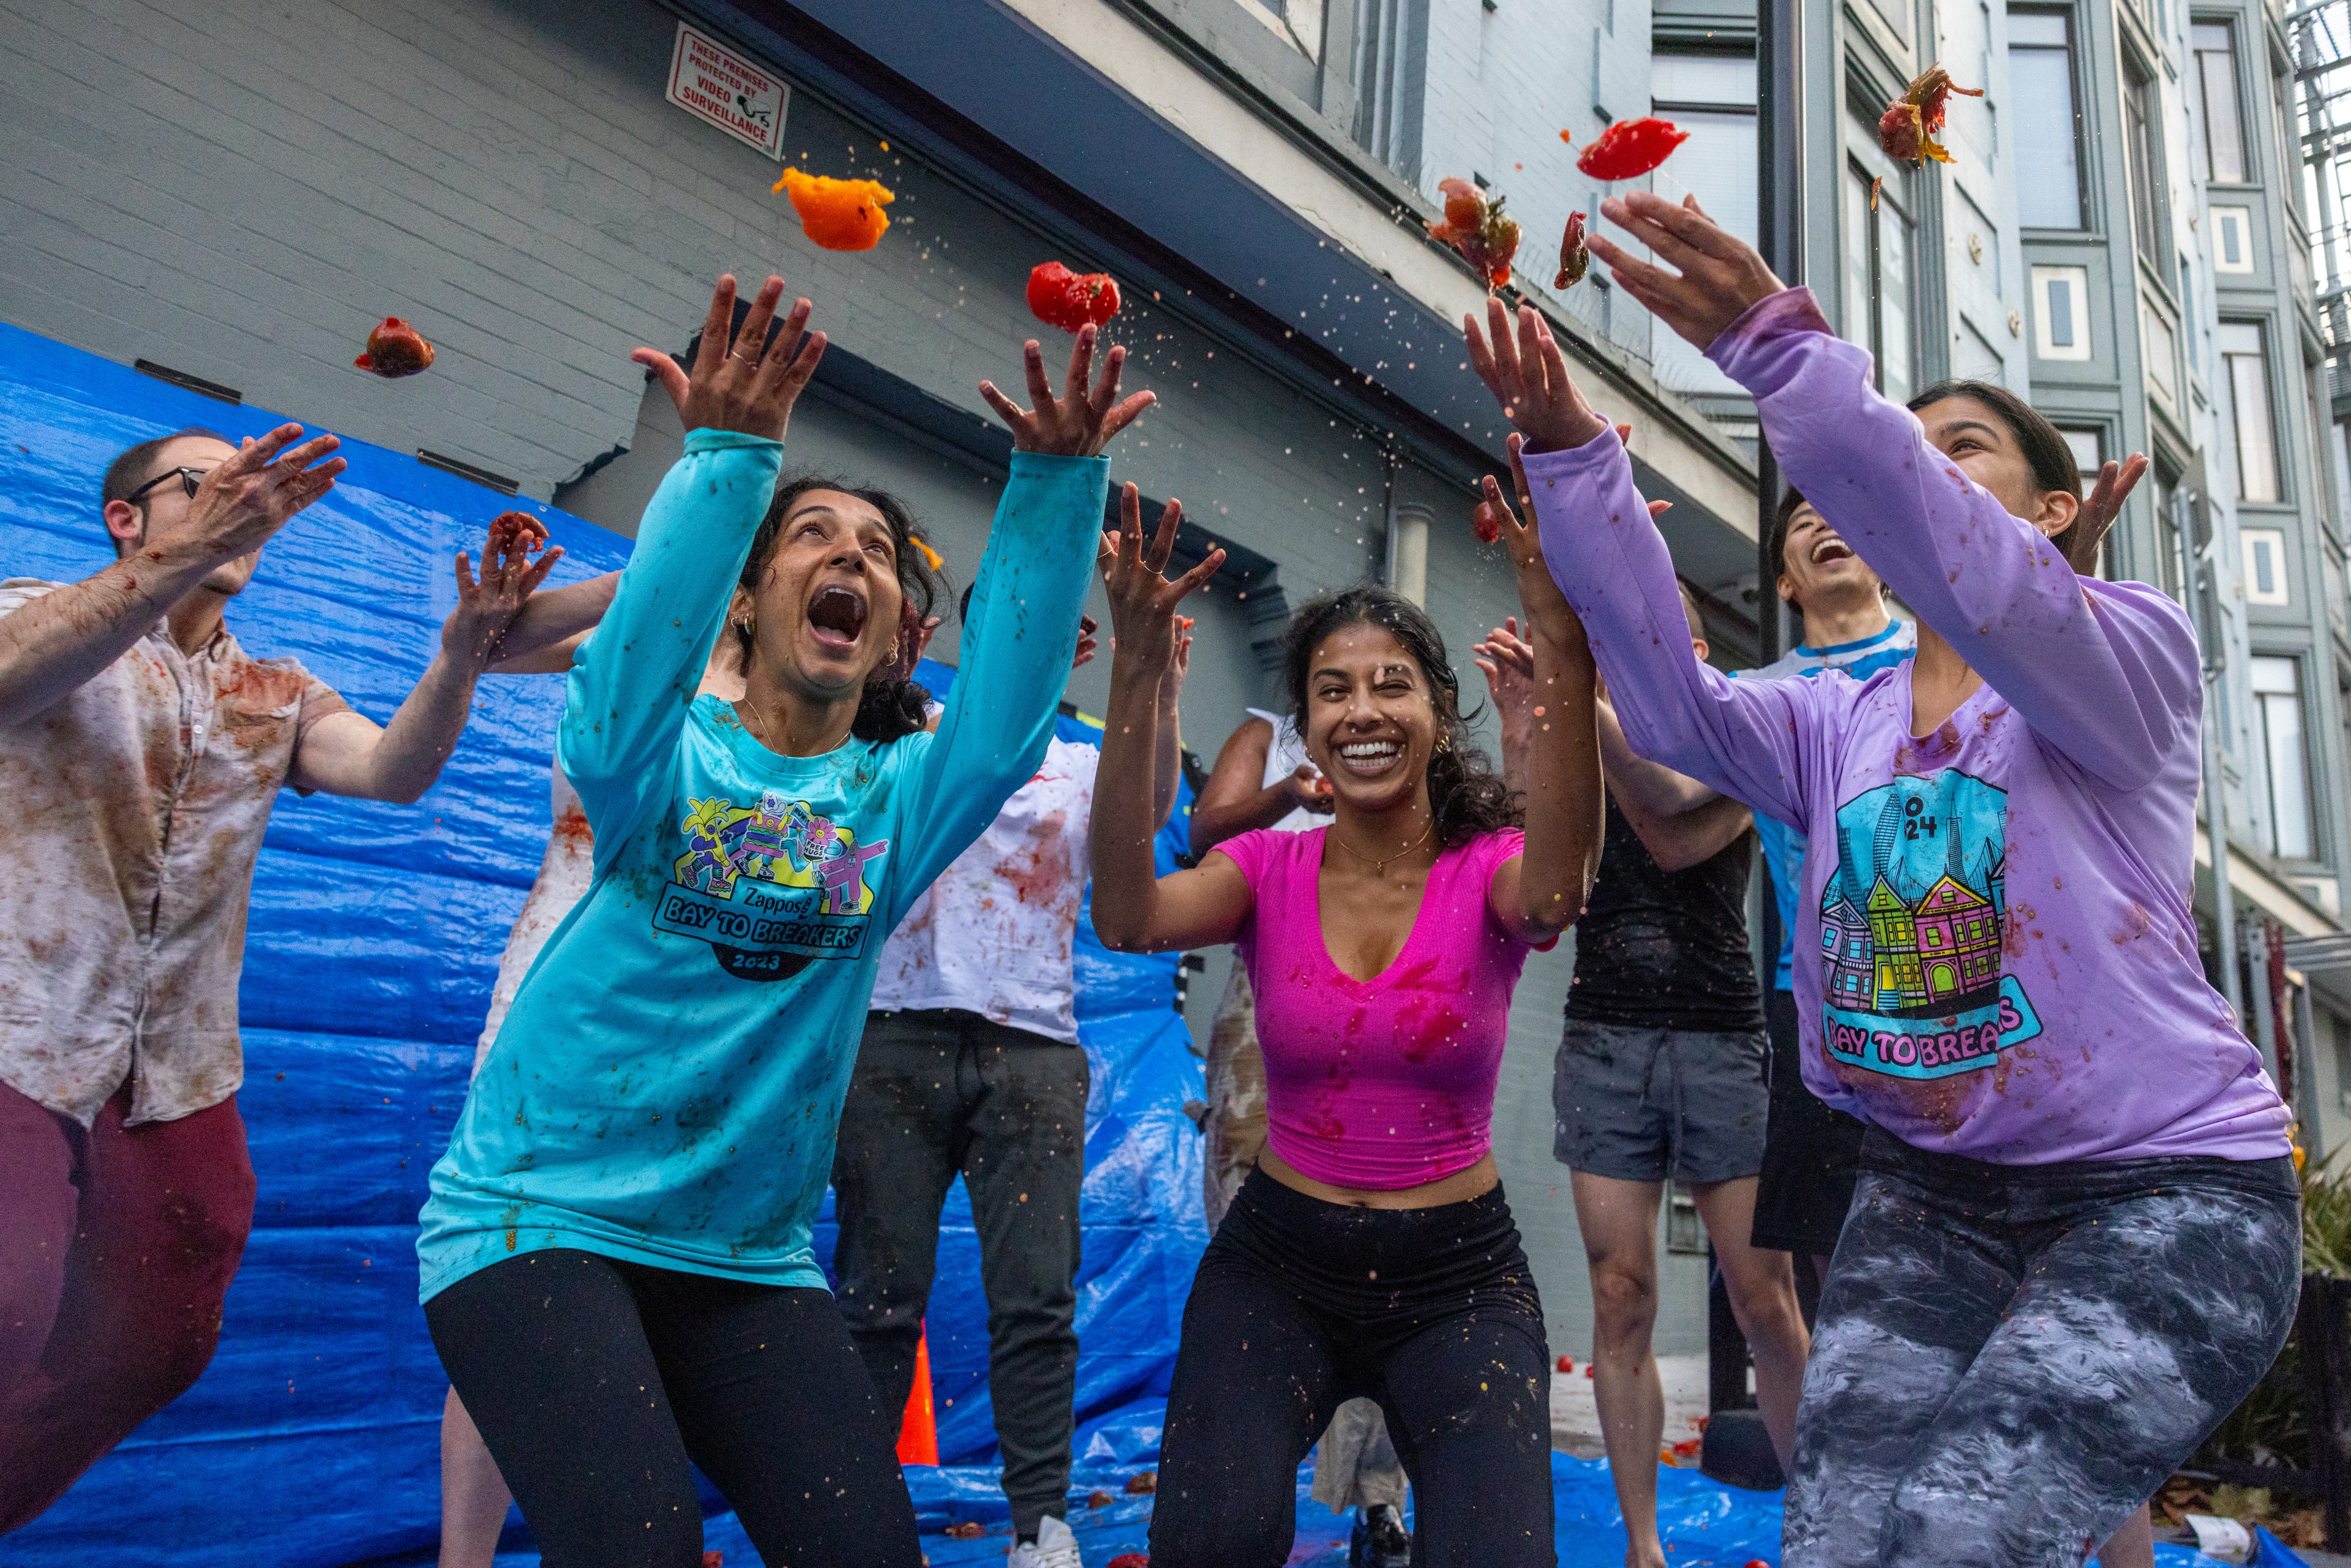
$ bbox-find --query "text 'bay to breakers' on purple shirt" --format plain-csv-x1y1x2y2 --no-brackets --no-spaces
1520,287,2289,1165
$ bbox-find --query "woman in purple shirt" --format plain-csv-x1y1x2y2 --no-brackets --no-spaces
1464,199,2301,1567
1087,484,1606,1565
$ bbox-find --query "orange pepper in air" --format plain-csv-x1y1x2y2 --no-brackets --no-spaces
772,168,894,251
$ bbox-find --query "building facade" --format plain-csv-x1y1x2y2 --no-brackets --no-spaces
5,0,2347,1365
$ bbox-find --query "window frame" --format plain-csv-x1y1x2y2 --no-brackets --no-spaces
2189,18,2249,185
2219,318,2284,505
2007,4,2090,230
2123,54,2170,270
2250,653,2317,860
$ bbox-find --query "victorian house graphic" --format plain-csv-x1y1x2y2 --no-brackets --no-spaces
1821,784,2007,1019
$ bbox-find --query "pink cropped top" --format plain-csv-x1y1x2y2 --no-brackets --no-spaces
1214,826,1547,1190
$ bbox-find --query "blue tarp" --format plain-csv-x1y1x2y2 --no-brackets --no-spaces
0,321,1207,1566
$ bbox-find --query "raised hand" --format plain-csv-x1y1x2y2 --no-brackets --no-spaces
631,274,826,444
152,424,347,568
443,511,566,669
1103,484,1221,678
1588,192,1785,353
2067,452,2150,574
981,325,1156,457
1072,613,1101,672
1465,297,1610,454
1474,615,1539,735
1163,613,1193,700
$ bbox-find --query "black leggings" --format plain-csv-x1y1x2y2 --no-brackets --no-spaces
424,1249,921,1568
1150,1171,1554,1567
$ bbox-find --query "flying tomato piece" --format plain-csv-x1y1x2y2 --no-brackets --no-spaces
1878,64,1982,165
354,317,435,378
486,510,550,557
1473,498,1505,544
1026,261,1122,334
771,168,894,250
1425,177,1522,290
1575,118,1690,181
1555,210,1591,289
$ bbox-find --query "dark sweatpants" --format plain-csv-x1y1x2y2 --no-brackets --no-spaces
830,1008,1089,1538
1786,1128,2302,1567
0,1080,257,1534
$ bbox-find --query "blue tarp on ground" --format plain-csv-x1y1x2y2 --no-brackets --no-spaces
0,321,1207,1567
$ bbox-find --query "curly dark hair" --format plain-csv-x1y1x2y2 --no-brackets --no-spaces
1281,586,1520,847
737,475,943,745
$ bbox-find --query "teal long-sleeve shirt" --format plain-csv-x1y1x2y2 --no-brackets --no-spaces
417,430,1109,1299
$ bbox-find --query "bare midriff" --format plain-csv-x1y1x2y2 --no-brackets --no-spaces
1258,1147,1499,1211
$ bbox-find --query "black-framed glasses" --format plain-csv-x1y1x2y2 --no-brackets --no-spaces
127,465,209,505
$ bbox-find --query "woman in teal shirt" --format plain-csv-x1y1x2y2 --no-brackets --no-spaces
418,274,1152,1568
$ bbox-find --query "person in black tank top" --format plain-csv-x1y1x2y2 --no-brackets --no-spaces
1479,583,1808,1568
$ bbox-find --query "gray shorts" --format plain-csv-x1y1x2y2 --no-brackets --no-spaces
1551,1018,1769,1184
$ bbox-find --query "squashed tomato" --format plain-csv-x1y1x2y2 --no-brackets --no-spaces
1425,177,1522,290
1575,118,1690,181
771,168,894,251
354,317,435,378
1554,211,1591,289
1878,64,1982,165
1027,261,1122,333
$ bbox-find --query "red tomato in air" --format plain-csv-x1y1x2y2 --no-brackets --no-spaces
1027,261,1122,333
1575,118,1690,181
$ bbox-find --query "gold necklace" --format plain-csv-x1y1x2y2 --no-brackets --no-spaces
737,696,785,749
1332,813,1436,877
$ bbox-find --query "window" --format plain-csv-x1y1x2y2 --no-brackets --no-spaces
2143,301,2179,401
2212,206,2255,272
1649,51,1758,394
2243,528,2290,604
2220,322,2281,503
2155,473,2189,601
2192,22,2247,182
1351,0,1425,178
2033,265,2092,359
2009,9,2086,227
2057,427,2109,574
2251,656,2314,858
2125,62,2167,263
1843,146,1915,401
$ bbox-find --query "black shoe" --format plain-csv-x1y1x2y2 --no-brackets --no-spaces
1348,1502,1411,1568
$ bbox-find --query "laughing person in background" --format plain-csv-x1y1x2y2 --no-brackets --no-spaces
0,424,558,1534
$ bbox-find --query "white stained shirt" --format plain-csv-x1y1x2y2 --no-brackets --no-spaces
0,580,351,1127
472,766,595,1077
869,735,1099,1043
1251,707,1324,835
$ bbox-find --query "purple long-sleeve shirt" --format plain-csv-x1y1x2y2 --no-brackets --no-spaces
1523,287,2289,1163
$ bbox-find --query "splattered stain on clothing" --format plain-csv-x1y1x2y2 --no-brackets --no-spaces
1212,827,1550,1190
868,737,1098,1043
414,437,1108,1302
0,581,349,1127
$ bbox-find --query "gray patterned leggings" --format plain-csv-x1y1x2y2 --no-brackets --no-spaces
1785,1128,2302,1568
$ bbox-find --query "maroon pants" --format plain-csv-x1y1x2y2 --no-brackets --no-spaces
0,1079,255,1533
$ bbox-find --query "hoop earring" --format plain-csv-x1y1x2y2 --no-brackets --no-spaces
735,618,754,636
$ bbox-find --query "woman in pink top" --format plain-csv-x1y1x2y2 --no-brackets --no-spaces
1089,479,1606,1566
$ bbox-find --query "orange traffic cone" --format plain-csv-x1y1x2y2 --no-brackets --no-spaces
896,1326,939,1465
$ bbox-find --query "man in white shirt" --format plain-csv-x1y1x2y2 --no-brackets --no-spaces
0,424,558,1534
836,583,1185,1568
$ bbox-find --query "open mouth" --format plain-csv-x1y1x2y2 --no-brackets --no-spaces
1333,737,1406,777
1810,538,1856,566
807,584,869,650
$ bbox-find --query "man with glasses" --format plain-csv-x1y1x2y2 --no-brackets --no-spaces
0,422,560,1533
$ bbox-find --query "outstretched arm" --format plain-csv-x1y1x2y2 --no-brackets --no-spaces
291,516,563,801
1465,296,1829,828
560,274,825,841
489,569,619,672
1089,486,1249,953
1594,191,2199,792
1471,437,1603,940
0,426,345,728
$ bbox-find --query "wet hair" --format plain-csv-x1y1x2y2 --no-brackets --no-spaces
737,475,943,744
102,427,229,555
1676,579,1706,640
1281,585,1519,847
1906,380,2083,555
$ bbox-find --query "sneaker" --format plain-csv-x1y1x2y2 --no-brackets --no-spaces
1008,1513,1084,1568
1348,1503,1410,1568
